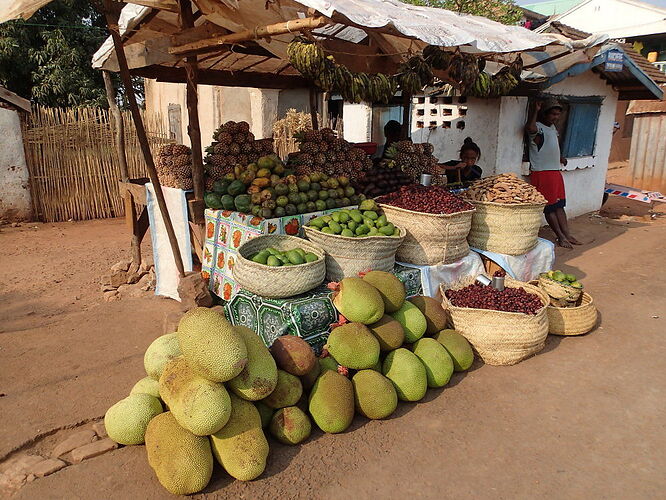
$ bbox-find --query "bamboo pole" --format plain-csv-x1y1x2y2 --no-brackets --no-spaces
170,16,328,56
103,0,185,278
178,0,205,226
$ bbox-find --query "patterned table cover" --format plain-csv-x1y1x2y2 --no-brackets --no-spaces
202,207,353,301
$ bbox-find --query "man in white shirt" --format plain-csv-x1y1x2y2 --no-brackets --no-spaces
526,99,581,248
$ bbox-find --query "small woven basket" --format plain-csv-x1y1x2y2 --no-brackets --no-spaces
233,235,325,298
547,293,597,336
303,225,405,282
441,277,550,366
467,200,545,255
378,204,475,265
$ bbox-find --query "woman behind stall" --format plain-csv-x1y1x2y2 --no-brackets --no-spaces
440,137,483,184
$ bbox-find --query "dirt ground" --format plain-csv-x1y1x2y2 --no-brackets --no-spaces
1,197,665,499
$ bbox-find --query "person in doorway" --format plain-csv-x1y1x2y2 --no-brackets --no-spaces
440,137,483,184
526,98,581,248
374,120,403,160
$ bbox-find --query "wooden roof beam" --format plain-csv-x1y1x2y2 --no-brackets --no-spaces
122,0,179,12
169,16,329,56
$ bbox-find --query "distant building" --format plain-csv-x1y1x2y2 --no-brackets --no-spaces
522,0,583,17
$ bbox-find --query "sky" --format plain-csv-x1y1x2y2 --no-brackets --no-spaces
516,0,666,7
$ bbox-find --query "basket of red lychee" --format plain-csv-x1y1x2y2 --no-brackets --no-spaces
440,276,550,366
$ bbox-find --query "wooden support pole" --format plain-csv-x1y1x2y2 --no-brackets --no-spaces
170,16,328,56
309,87,319,130
401,92,411,140
178,0,205,225
103,0,185,278
102,71,129,182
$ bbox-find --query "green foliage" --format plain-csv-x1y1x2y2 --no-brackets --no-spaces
0,0,142,108
401,0,522,25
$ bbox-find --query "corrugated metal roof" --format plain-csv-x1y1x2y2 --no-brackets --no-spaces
627,100,666,114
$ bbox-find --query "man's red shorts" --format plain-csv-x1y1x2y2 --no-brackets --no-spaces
530,170,566,211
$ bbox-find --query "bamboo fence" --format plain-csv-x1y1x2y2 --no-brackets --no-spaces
22,106,172,222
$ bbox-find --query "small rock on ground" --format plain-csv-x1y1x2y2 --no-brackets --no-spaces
52,430,97,458
69,439,118,464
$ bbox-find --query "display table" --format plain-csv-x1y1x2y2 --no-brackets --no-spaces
203,207,355,300
471,237,555,282
396,252,485,299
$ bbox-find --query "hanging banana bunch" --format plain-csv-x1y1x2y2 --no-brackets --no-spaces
423,45,453,71
488,66,520,97
287,38,326,80
509,54,524,79
468,71,492,98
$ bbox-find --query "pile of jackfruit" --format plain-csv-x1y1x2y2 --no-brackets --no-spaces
104,271,474,495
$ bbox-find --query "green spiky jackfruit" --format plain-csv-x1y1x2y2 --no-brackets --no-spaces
130,376,160,398
319,354,339,372
391,301,427,343
210,394,269,481
104,393,163,445
144,333,181,380
176,307,247,382
159,357,231,436
361,271,406,313
411,338,453,388
382,348,427,402
255,401,274,429
433,330,474,371
368,315,405,351
333,277,384,324
308,370,354,433
269,406,312,445
352,370,397,419
408,296,448,335
145,412,213,495
228,326,278,401
262,369,303,409
326,322,380,369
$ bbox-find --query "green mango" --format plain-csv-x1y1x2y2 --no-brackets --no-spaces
266,256,281,267
304,253,319,263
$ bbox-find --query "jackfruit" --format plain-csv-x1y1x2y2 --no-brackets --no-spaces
130,376,161,399
433,329,474,372
411,338,454,388
361,271,406,313
326,323,380,369
382,348,427,402
352,370,398,419
269,406,312,445
104,393,163,445
368,315,405,351
210,394,269,481
228,326,278,401
145,412,213,495
300,361,321,391
308,370,355,433
255,401,274,429
144,333,181,380
408,296,448,335
269,335,316,376
333,277,384,324
176,307,247,382
262,369,303,408
319,354,339,372
391,301,427,343
159,357,231,436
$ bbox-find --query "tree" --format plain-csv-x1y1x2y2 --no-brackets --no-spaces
402,0,522,25
0,0,142,108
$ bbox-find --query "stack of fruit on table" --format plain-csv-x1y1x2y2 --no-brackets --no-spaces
305,199,401,238
155,144,193,190
203,153,366,218
204,120,274,188
383,140,441,183
353,164,415,198
103,271,475,495
288,127,372,180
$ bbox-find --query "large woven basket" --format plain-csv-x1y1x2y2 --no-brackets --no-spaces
303,225,406,282
547,293,597,336
233,235,325,299
440,277,549,366
378,204,475,266
538,274,583,306
467,200,545,255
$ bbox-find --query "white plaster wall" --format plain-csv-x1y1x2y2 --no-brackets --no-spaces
277,89,310,117
342,102,372,142
0,107,32,221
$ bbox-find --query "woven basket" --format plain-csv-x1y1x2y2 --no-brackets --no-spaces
303,225,406,282
233,235,325,299
440,277,549,366
538,274,583,306
378,204,475,265
547,293,597,336
467,200,545,255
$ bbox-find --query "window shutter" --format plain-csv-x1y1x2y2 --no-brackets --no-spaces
562,102,601,157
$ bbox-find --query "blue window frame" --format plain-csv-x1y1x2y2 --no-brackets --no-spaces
561,98,603,158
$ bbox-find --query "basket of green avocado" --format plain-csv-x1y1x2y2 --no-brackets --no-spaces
538,270,583,307
233,235,326,298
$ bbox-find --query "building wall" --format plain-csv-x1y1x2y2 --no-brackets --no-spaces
628,112,666,193
0,107,32,221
